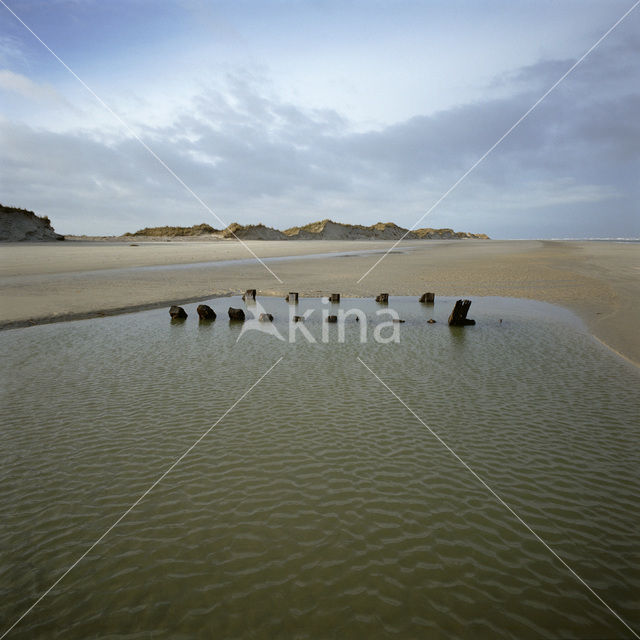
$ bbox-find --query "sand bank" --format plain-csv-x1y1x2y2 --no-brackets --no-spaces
1,239,638,364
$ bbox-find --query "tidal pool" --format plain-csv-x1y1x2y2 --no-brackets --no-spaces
1,296,638,639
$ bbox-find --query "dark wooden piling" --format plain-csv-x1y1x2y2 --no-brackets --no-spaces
419,292,435,303
448,299,475,326
169,305,187,319
242,289,257,301
196,304,216,321
328,293,340,303
259,313,274,322
286,292,299,303
375,293,389,303
228,307,245,321
326,315,338,323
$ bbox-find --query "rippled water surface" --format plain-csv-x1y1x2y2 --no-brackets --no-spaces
1,296,639,639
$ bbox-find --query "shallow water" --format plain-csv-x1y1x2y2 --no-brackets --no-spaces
1,296,639,639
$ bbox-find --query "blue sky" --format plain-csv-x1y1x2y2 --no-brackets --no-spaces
1,0,638,237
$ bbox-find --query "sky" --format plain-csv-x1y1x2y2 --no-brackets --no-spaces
0,0,638,238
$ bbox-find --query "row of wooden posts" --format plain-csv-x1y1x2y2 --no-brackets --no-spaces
170,291,475,326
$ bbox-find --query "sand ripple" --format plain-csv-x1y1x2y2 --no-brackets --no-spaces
1,297,638,639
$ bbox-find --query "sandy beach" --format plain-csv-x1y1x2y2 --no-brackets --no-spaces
1,239,638,364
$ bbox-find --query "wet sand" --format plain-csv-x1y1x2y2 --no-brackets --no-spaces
1,239,638,364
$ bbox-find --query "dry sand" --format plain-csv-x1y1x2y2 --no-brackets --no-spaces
1,239,638,364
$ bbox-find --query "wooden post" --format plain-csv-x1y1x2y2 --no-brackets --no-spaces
286,292,299,303
169,305,187,319
448,299,475,326
328,293,340,303
419,292,435,303
326,315,338,323
375,293,389,303
228,307,245,321
243,289,256,301
196,304,216,321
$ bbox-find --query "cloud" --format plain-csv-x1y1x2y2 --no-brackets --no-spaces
0,35,23,64
0,69,63,102
1,34,638,238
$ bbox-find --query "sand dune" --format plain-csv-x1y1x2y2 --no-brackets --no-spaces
282,219,488,240
0,205,64,242
81,218,489,242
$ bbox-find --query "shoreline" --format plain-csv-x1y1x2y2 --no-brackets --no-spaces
1,239,638,365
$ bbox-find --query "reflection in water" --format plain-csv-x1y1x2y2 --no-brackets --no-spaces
448,324,468,350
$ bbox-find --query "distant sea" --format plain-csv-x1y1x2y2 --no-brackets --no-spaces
546,237,640,243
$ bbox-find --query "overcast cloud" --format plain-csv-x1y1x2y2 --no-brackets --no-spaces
0,1,638,237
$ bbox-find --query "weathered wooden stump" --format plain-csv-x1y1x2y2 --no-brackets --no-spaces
448,299,475,326
169,305,187,319
242,289,257,301
228,307,245,321
328,293,340,303
259,313,273,322
286,292,299,303
427,318,436,324
326,315,338,323
419,292,435,303
375,293,389,303
293,315,304,322
196,304,216,321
